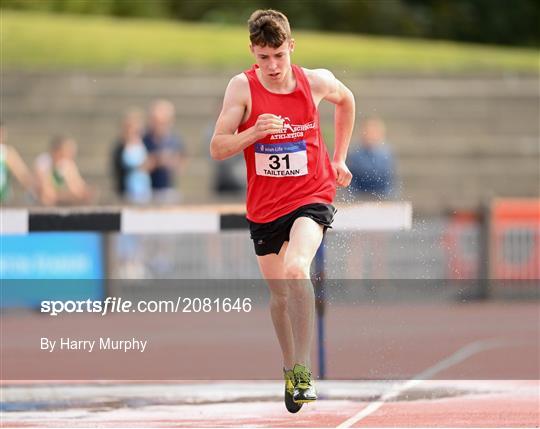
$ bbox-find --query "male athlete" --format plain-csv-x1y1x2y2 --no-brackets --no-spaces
210,9,355,413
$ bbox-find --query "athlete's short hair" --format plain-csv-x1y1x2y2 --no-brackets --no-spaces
248,9,291,48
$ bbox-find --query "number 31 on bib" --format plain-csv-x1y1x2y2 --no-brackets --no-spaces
255,141,308,177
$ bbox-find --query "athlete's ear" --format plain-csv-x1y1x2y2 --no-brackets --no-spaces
289,39,295,53
249,44,254,54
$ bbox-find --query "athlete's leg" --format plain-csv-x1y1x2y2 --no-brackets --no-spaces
283,217,324,367
257,242,295,369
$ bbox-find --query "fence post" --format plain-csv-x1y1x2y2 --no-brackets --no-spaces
478,200,492,300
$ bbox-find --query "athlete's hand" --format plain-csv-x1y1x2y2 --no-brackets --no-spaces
253,114,284,139
332,160,352,187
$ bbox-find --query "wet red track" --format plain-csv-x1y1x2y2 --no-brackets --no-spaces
1,302,538,427
1,380,538,428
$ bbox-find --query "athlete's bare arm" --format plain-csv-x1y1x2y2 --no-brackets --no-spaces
305,68,355,187
210,74,284,160
6,145,34,191
60,160,91,199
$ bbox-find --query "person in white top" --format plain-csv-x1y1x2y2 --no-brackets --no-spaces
34,135,95,206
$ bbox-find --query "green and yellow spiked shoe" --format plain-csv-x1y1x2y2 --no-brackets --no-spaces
284,368,303,413
292,364,317,404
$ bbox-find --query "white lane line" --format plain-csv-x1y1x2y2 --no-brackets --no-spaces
336,338,509,428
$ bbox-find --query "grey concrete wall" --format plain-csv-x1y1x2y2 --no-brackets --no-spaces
3,72,538,213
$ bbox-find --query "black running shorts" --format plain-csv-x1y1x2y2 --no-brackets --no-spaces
248,203,336,256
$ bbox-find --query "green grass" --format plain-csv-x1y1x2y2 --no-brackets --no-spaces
2,10,538,73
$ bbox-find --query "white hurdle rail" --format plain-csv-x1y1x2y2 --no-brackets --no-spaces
0,202,412,235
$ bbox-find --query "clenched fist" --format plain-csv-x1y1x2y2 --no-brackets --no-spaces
253,114,284,139
332,160,352,187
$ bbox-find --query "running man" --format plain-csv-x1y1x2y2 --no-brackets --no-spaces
210,9,355,413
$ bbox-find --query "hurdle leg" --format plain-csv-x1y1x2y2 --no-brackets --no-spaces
314,238,326,380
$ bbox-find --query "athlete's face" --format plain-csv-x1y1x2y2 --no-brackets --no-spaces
250,40,295,82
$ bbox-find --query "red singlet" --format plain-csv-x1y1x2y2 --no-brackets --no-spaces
239,64,336,223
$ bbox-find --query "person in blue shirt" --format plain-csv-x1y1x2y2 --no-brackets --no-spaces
347,117,397,279
112,109,153,204
348,117,396,200
143,99,186,203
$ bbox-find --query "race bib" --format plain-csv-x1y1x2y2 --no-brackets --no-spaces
255,141,308,177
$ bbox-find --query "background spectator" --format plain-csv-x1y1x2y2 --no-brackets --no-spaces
206,102,246,197
143,99,186,203
0,122,35,202
347,117,397,279
34,135,95,206
214,152,246,195
348,117,396,200
112,109,153,204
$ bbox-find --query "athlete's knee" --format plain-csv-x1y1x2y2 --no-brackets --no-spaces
284,258,310,280
270,289,289,312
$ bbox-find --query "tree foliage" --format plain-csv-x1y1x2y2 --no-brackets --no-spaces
2,0,538,47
